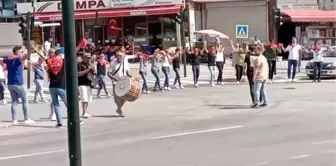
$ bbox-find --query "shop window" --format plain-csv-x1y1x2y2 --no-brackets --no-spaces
2,0,14,9
162,14,177,48
123,16,147,45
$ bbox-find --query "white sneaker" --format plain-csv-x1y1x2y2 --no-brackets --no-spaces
174,84,179,88
24,119,35,124
34,100,40,103
83,113,92,118
236,81,240,85
41,99,48,103
220,82,224,85
286,79,291,82
2,100,7,104
146,91,151,94
49,113,56,121
166,87,172,91
194,84,199,87
211,84,215,87
180,85,184,89
12,120,19,125
291,79,296,82
164,87,168,90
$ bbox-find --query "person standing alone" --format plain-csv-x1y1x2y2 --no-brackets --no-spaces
251,46,269,108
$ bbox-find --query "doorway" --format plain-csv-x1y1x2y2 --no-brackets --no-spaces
278,22,296,59
148,22,162,49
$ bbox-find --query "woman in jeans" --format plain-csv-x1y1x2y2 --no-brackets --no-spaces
32,57,47,103
187,47,201,87
161,50,175,91
139,51,150,94
151,49,164,92
203,46,217,86
172,48,183,89
215,44,225,85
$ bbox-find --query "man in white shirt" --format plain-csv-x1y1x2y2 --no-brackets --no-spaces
283,37,302,82
44,38,52,53
311,45,327,82
107,51,137,117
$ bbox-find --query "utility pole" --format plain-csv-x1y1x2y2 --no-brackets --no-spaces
179,5,187,78
61,0,82,166
26,12,32,89
272,7,281,42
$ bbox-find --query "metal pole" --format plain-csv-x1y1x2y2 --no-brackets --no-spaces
27,12,32,89
180,6,187,78
61,0,82,165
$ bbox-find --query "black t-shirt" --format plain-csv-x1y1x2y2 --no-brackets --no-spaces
207,52,216,66
172,56,180,69
244,52,258,74
78,63,92,86
188,53,201,65
48,64,65,89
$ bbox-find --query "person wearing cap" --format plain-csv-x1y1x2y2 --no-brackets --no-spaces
78,54,95,118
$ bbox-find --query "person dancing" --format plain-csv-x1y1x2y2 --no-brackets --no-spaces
172,48,183,89
187,48,201,87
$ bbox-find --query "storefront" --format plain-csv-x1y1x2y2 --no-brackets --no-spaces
17,0,183,49
193,0,269,43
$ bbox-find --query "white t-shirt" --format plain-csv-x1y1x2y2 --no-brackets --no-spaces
44,41,51,52
313,48,326,62
286,44,302,60
107,55,136,84
216,49,224,62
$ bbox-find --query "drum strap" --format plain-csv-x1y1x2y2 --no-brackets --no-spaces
113,62,122,76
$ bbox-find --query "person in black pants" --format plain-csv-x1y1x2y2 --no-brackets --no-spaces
187,48,201,87
244,46,262,103
264,40,281,83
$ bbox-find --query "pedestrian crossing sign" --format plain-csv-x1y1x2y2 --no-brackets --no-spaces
235,25,249,39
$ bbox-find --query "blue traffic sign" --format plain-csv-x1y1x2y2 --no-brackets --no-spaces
235,25,249,39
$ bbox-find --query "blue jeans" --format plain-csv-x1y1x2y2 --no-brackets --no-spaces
49,88,67,124
151,69,162,90
208,66,216,84
253,80,267,105
139,71,148,91
173,67,182,86
8,85,29,120
192,65,200,84
97,75,108,96
313,62,322,81
287,59,298,79
162,66,170,88
34,79,45,101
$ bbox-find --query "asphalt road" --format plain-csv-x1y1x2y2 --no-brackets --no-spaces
0,82,335,166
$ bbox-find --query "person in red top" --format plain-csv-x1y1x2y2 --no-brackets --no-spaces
96,54,110,98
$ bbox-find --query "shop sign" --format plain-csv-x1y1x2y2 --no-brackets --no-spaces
130,10,147,16
17,0,182,14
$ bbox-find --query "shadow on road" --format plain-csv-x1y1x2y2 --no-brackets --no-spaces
93,115,124,118
207,104,251,110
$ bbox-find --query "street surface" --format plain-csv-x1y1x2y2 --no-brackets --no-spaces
0,80,335,166
6,60,334,103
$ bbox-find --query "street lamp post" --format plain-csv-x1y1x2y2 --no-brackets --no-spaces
180,5,187,78
60,0,82,166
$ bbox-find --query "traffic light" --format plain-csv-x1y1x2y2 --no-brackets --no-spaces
272,7,281,30
18,16,28,40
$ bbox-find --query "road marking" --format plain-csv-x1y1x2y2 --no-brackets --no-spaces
250,161,269,165
291,155,310,159
148,126,243,140
312,140,336,145
0,149,65,161
0,133,12,136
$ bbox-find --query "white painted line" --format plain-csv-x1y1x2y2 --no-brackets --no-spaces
148,126,243,140
291,155,310,159
312,140,336,145
250,161,269,165
0,133,12,136
0,149,65,161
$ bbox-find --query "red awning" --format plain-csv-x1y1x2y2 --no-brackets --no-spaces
97,5,180,17
35,11,97,21
283,9,336,22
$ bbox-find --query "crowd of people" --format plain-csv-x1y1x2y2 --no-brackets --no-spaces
0,36,330,127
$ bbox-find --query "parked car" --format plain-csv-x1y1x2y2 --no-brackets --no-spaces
305,47,336,79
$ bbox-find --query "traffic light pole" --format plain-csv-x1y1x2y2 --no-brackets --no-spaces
61,0,82,166
180,6,187,78
26,12,32,90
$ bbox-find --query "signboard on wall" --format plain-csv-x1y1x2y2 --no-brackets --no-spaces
17,0,183,14
277,0,318,10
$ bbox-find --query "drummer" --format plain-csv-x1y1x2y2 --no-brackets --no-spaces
107,51,135,117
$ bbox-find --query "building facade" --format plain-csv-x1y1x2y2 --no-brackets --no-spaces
17,0,184,48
